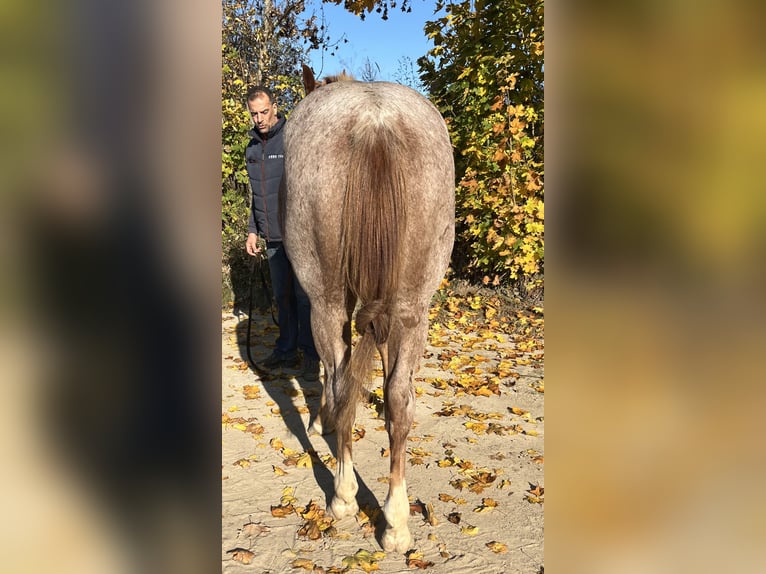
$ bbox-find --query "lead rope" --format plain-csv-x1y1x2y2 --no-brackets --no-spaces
246,250,278,367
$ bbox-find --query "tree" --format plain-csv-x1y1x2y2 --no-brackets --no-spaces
421,0,544,290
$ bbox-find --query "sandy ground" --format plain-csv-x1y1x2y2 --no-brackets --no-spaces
221,306,544,573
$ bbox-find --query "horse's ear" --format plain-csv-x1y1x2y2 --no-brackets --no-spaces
302,64,317,94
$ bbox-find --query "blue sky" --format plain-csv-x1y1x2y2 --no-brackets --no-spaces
306,1,442,83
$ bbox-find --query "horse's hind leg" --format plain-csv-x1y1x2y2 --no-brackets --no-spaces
309,297,354,436
308,298,359,519
380,317,428,553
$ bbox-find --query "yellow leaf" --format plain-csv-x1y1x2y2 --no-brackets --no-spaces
270,504,295,518
460,525,480,536
486,541,508,554
296,452,313,468
426,502,438,526
291,558,315,570
273,465,288,476
270,437,284,450
464,421,488,434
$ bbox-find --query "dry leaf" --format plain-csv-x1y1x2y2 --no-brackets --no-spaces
271,503,295,518
270,437,284,450
406,551,435,570
426,502,438,526
227,548,254,564
342,549,384,573
291,558,315,570
486,541,508,553
460,524,479,536
240,521,271,538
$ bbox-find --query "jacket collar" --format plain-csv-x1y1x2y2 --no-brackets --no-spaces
248,114,285,141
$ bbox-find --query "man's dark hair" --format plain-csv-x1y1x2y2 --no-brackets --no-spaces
246,86,275,103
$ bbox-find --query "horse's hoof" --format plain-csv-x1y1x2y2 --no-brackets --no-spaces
381,526,412,554
329,497,358,520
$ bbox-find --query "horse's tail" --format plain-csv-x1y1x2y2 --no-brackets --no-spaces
335,112,409,429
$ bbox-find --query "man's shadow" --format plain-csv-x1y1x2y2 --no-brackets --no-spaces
233,308,381,527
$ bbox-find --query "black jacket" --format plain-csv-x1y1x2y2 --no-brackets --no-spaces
246,115,286,242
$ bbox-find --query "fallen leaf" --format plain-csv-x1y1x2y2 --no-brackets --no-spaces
426,502,438,526
271,503,295,518
447,512,461,524
227,548,254,564
473,498,498,513
528,484,544,497
410,501,425,516
270,437,285,450
291,558,315,570
405,550,435,570
352,426,366,441
296,452,313,468
486,541,508,553
342,549,384,572
460,524,479,536
240,521,271,538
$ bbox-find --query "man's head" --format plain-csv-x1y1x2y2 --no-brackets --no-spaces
246,86,278,133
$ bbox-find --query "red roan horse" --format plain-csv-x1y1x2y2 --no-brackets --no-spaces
282,65,455,553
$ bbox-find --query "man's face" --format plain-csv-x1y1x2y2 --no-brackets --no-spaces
247,94,278,133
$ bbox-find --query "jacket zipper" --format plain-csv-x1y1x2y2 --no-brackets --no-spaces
260,133,271,241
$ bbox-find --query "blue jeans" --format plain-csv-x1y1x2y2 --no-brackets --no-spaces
266,242,318,361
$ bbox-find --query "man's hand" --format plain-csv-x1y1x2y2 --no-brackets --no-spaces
246,232,262,256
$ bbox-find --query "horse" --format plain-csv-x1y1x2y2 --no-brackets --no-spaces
281,65,455,553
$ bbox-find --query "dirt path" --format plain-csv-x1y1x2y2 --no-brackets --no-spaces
222,302,544,573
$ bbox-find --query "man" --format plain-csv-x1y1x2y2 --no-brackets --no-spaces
244,86,320,381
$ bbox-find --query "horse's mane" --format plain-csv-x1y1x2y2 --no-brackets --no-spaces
301,64,355,94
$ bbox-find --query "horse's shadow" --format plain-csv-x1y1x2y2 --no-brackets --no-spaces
233,312,380,520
